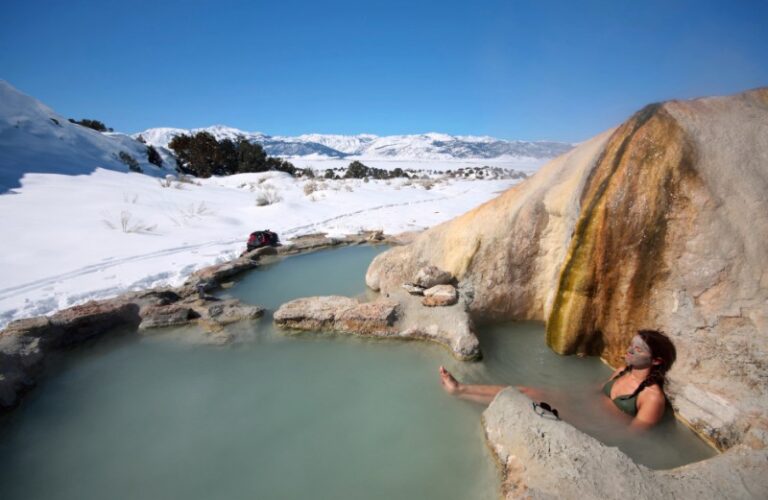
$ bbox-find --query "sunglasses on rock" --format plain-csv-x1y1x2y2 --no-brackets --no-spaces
532,401,560,420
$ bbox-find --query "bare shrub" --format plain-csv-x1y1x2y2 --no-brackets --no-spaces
169,202,213,226
102,210,156,233
175,174,199,186
180,202,212,218
255,184,282,206
158,176,174,188
303,181,318,196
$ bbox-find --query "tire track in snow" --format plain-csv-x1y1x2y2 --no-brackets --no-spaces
0,189,469,301
280,189,467,237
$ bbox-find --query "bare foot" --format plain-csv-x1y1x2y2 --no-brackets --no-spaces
439,366,461,395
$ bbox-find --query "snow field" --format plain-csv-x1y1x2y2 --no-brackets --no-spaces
0,168,524,327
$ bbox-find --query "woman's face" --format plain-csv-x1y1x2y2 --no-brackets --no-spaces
625,335,653,369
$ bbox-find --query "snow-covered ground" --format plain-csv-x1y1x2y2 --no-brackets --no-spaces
0,80,553,328
0,168,544,328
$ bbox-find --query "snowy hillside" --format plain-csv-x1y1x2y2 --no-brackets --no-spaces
0,81,172,193
0,80,557,328
136,127,573,161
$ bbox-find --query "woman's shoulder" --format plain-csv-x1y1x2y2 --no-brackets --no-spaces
638,383,666,403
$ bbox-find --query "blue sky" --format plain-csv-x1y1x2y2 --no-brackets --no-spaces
1,0,766,142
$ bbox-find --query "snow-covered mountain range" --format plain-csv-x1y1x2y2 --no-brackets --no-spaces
135,127,574,161
0,79,571,194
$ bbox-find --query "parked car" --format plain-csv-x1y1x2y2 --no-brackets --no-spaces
247,230,280,251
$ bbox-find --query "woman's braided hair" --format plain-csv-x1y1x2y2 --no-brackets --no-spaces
613,329,677,399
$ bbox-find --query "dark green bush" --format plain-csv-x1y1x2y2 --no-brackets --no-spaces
168,132,297,178
118,151,142,173
69,118,112,132
146,145,163,167
344,161,409,180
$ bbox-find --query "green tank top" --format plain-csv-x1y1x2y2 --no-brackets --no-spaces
602,377,639,416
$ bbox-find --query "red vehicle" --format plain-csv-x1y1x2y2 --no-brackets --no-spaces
247,230,279,251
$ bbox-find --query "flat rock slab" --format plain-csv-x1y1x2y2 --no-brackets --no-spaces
274,291,480,360
483,387,768,499
278,234,344,255
274,296,397,335
185,257,258,288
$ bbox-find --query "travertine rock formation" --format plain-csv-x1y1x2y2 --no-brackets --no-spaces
483,388,768,499
367,88,768,449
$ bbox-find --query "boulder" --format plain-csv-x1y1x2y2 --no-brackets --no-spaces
48,299,141,348
413,265,453,288
422,284,458,306
0,298,141,409
138,304,198,330
203,299,264,325
396,290,479,360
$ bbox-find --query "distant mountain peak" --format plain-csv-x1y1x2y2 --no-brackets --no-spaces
135,126,574,161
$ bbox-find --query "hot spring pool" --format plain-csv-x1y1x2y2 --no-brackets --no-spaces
0,245,715,500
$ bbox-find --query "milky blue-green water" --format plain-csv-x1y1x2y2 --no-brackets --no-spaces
0,244,716,500
0,245,498,500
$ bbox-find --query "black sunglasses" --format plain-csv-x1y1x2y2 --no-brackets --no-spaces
532,401,560,420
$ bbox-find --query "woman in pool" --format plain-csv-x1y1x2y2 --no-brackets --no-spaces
439,329,677,429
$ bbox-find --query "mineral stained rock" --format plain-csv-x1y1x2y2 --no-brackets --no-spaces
366,88,768,450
